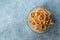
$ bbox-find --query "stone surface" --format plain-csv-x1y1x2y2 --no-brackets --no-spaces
0,0,60,40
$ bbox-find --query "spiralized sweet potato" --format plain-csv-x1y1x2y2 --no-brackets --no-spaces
28,8,53,33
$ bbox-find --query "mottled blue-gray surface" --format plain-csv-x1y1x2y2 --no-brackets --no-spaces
0,0,60,40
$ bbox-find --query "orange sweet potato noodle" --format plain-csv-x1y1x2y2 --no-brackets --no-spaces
28,8,53,33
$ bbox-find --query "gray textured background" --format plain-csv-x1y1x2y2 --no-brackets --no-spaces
0,0,60,40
